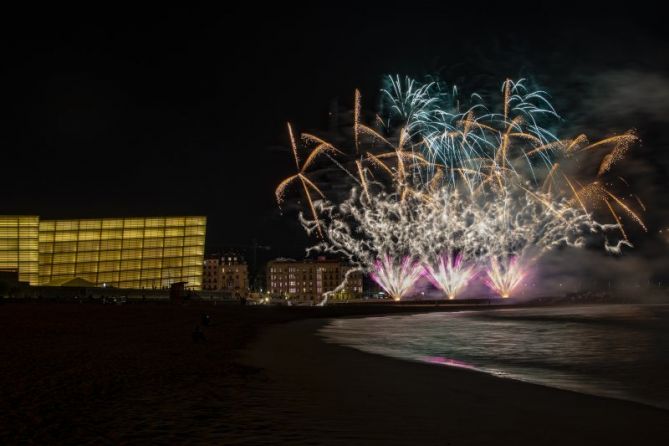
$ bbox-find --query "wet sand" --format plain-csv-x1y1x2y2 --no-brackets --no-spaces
242,319,669,445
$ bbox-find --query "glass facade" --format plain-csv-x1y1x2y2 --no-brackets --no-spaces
0,215,206,289
0,216,40,284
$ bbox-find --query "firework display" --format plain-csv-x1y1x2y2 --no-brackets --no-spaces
278,76,645,302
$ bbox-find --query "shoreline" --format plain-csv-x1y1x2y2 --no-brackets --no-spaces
318,305,669,412
242,316,669,445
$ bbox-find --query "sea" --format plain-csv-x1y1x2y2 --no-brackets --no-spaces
319,304,669,409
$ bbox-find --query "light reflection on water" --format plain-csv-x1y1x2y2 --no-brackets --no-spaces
319,304,669,409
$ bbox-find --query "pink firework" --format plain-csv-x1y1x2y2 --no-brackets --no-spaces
484,256,526,298
424,253,475,299
370,255,424,301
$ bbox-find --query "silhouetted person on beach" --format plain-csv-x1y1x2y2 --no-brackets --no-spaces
201,313,211,326
192,325,206,343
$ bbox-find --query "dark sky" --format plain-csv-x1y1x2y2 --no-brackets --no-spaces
2,5,668,268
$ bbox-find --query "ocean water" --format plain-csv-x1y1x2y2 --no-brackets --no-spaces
319,304,669,409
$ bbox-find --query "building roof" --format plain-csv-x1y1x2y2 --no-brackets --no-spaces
44,277,98,287
268,257,341,264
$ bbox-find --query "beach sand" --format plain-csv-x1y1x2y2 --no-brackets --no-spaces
0,302,299,444
0,301,492,444
1,302,668,444
242,318,669,445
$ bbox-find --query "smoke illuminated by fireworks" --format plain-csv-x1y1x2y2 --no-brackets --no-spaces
277,75,646,302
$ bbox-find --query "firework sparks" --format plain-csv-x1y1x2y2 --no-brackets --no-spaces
484,257,526,298
354,88,361,154
277,75,644,302
275,122,340,238
424,253,475,299
370,255,424,301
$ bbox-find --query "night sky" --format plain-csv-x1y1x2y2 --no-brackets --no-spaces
2,6,668,275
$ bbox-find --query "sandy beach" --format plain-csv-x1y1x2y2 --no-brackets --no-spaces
0,301,501,444
1,302,668,444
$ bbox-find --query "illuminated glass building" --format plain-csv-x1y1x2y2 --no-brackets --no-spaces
0,215,206,289
0,216,39,285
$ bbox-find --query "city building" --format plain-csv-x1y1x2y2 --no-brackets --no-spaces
266,257,363,301
0,215,206,289
202,252,249,296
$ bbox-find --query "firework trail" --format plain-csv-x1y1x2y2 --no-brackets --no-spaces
276,122,343,238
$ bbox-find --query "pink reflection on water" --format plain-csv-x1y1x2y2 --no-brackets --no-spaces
423,355,477,370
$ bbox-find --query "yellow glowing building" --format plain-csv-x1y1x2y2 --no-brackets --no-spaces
0,216,39,285
0,215,206,289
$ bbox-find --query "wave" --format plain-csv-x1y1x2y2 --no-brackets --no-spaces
319,304,669,410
